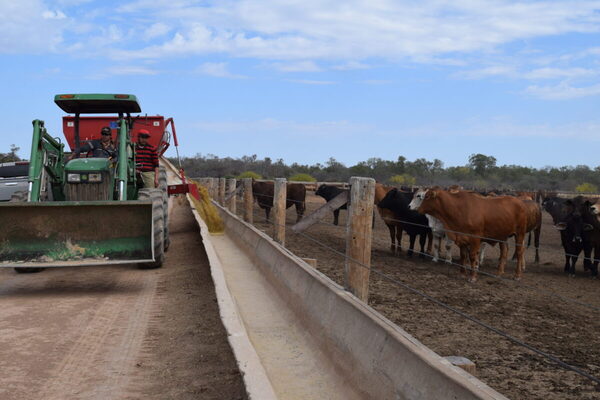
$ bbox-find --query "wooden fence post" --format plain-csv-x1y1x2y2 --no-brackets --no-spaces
273,178,287,245
344,177,375,302
218,177,226,205
226,178,237,213
243,178,253,223
208,178,217,199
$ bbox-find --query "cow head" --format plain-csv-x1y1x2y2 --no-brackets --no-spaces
555,211,589,243
589,199,600,216
409,189,427,210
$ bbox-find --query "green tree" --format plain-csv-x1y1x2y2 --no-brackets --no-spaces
389,174,416,186
468,153,497,176
576,182,598,193
237,171,262,179
0,145,20,162
289,173,316,182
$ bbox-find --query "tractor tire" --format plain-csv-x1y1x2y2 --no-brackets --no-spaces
158,166,170,252
9,191,44,273
138,188,165,269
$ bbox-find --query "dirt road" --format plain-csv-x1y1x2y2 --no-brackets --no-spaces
0,197,246,400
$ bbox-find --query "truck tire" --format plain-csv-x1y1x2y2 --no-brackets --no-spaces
9,191,44,273
158,166,170,252
138,188,165,269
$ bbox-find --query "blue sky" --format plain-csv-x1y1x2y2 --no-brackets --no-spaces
1,0,599,168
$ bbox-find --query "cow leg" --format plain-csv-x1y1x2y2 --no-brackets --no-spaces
569,254,578,277
426,230,433,254
478,242,487,266
407,234,416,257
265,207,271,222
418,233,427,259
333,209,340,226
468,241,482,283
432,235,441,262
497,242,508,276
396,226,403,254
296,202,305,223
563,252,571,273
514,233,526,280
386,224,396,254
534,227,541,264
459,246,468,275
444,237,453,263
592,245,600,278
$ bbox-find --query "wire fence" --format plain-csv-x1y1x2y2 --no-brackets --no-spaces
239,205,600,388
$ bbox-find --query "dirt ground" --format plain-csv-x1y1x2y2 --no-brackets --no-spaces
240,192,600,400
0,197,246,400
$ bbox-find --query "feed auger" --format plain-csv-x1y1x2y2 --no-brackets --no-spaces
0,94,178,272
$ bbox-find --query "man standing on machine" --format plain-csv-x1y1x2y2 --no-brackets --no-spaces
135,129,159,188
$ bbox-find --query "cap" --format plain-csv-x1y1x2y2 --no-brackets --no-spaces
101,126,111,135
138,129,150,138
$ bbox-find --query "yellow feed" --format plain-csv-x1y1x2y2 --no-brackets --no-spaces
190,180,225,234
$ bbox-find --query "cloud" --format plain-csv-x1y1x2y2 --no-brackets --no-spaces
0,0,66,53
332,61,371,71
270,61,321,72
107,65,160,75
143,22,171,40
196,62,246,78
108,1,600,62
42,10,67,19
287,79,335,85
525,82,600,100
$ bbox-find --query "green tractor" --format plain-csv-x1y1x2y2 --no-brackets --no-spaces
0,94,169,272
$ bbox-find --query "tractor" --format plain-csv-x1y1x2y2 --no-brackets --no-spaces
0,94,172,272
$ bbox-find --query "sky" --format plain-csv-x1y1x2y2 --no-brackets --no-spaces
1,0,599,168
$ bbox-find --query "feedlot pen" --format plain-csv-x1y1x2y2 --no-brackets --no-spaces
241,191,600,400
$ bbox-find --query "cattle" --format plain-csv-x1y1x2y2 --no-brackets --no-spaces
409,188,528,282
542,196,590,276
518,196,542,264
412,188,453,263
378,188,432,258
374,183,402,254
252,180,306,222
315,184,347,225
558,197,598,277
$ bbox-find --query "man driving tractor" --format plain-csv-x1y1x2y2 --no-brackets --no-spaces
69,126,118,160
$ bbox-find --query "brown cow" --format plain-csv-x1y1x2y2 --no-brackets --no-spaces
375,183,402,254
409,189,528,282
252,180,306,222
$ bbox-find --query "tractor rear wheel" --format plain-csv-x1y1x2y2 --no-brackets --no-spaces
158,166,170,251
138,188,165,269
10,191,44,274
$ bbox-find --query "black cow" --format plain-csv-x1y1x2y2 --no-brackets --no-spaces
378,188,432,258
315,185,347,226
568,197,600,277
544,196,592,276
252,181,306,222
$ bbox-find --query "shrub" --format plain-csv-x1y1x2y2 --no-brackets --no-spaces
575,182,598,193
289,173,316,182
389,174,416,186
237,171,262,179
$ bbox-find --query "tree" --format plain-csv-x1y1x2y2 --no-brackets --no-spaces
468,153,496,176
576,183,598,193
0,145,21,163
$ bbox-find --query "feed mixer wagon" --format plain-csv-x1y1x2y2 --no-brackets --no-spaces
0,94,179,273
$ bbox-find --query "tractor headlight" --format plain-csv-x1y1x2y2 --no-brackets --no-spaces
88,173,102,183
67,173,81,183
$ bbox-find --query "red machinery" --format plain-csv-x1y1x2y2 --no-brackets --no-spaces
62,115,199,199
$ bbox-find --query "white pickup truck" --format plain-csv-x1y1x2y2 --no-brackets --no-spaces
0,162,29,201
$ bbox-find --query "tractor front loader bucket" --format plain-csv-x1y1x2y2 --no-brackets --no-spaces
0,201,154,267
